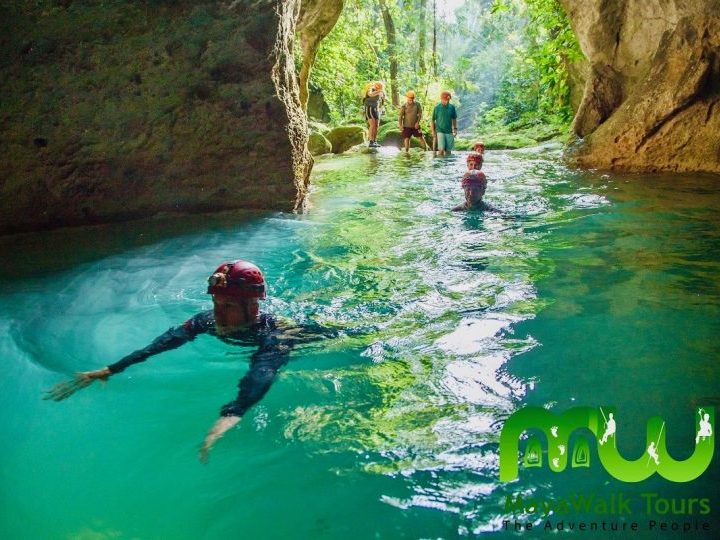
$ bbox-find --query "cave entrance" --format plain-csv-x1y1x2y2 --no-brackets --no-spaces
298,0,585,151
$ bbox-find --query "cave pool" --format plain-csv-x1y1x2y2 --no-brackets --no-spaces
1,145,718,539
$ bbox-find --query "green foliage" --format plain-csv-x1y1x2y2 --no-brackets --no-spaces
475,0,582,132
309,0,378,122
310,0,454,126
310,0,581,139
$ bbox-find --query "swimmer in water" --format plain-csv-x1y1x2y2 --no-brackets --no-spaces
45,260,345,462
452,152,496,212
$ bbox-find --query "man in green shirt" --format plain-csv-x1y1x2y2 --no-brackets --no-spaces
431,91,458,156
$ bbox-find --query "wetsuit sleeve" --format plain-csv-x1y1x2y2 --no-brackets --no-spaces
217,318,369,418
107,312,209,374
218,318,343,418
219,334,291,418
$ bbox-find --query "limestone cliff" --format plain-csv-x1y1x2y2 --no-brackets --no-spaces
0,0,311,234
297,0,344,112
562,0,720,173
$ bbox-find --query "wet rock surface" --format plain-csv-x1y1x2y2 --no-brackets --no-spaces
562,0,720,173
1,1,310,234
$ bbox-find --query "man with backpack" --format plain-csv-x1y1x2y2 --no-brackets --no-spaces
398,90,428,152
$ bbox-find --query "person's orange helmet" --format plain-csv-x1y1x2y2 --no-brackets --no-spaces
440,91,451,99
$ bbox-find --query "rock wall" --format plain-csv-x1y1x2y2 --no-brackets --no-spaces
0,0,311,234
562,0,720,173
297,0,344,112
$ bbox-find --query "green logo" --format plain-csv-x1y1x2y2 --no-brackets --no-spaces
499,407,714,483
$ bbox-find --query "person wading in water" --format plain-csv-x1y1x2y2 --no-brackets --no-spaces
452,152,495,212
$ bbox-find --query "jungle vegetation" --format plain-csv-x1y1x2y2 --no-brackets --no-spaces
307,0,583,148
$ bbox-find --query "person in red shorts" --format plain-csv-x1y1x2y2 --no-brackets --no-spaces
398,90,428,152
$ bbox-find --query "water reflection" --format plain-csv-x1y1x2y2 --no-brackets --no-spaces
2,146,718,537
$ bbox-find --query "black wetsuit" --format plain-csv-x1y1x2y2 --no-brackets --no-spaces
452,201,498,212
107,311,336,418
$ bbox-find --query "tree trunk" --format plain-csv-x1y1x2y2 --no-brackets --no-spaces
378,0,399,107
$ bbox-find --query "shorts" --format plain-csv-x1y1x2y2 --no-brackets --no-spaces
402,127,423,138
436,132,455,151
364,106,380,121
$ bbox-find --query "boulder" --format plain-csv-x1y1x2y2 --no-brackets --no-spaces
379,129,403,147
484,134,538,150
307,121,331,135
308,132,332,155
377,122,399,139
326,126,366,153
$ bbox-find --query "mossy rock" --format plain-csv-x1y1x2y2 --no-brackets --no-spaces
326,125,367,153
380,128,431,148
377,121,400,139
308,132,332,156
526,124,565,142
308,121,331,136
379,128,402,147
307,87,331,123
410,135,430,149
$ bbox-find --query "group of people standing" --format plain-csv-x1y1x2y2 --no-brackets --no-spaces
363,82,489,212
362,83,458,156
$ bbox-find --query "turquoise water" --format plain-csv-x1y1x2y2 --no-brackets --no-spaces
1,146,718,539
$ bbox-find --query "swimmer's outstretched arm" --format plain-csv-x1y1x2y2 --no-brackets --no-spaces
42,367,112,401
199,333,293,462
197,320,371,462
199,416,241,464
44,317,204,401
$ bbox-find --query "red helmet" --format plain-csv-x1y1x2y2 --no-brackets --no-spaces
472,142,485,153
466,152,483,168
461,170,487,188
207,260,266,299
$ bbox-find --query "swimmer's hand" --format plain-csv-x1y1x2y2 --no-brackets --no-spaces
199,415,241,464
43,367,111,401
